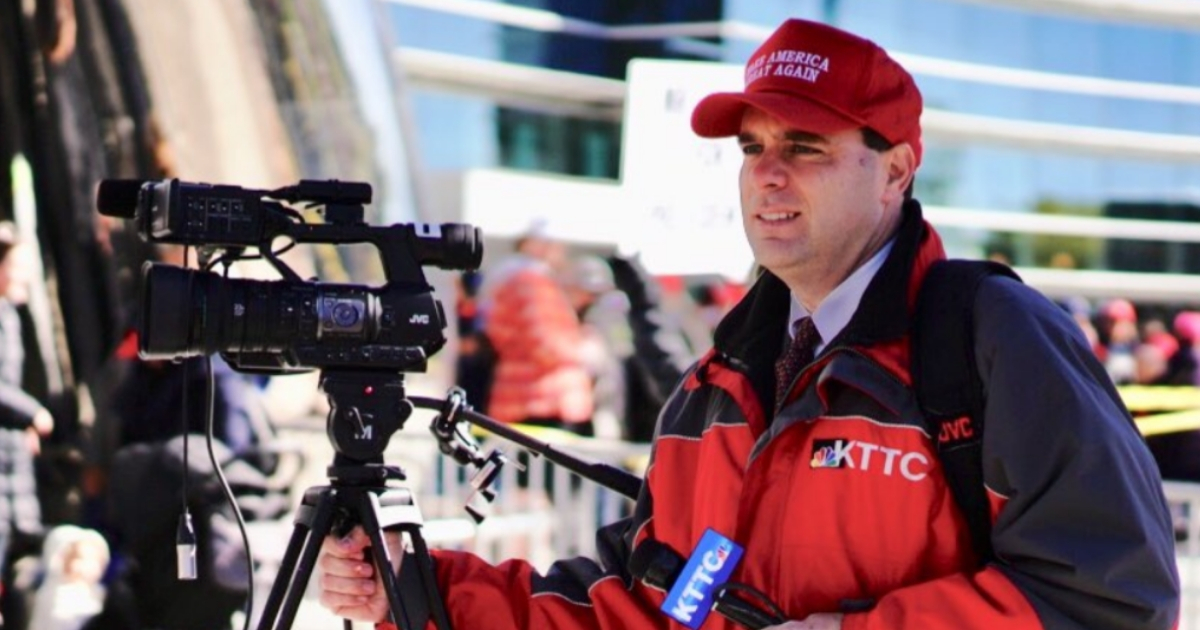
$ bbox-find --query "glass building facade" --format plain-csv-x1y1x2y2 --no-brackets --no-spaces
382,0,1200,275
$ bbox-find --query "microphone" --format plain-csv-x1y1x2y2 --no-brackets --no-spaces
659,529,747,629
634,531,783,629
96,179,148,218
633,533,872,629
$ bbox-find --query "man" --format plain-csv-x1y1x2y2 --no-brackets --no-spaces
317,19,1179,630
476,223,595,434
0,221,54,628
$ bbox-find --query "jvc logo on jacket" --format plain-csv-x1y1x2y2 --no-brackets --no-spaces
810,438,930,482
662,529,744,629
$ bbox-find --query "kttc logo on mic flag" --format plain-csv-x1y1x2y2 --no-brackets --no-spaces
661,529,744,629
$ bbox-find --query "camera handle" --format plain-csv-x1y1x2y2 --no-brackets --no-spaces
255,462,452,630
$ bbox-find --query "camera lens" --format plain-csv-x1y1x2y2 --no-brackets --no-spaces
331,302,360,328
139,262,448,371
139,262,194,359
140,264,298,359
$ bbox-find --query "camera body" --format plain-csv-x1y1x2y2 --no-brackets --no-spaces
101,178,483,375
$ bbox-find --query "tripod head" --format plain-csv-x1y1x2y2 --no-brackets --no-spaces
322,369,412,465
321,374,510,520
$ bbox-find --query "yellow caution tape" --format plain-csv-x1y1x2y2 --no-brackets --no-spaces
1135,410,1200,437
1119,386,1200,412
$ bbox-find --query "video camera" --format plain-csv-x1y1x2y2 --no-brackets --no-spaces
98,177,482,463
97,178,481,375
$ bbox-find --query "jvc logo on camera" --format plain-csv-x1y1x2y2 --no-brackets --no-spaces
661,529,744,629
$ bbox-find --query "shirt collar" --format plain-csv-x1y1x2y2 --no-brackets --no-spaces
788,238,896,353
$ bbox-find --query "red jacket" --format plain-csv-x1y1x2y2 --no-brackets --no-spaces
393,203,1177,630
484,259,593,425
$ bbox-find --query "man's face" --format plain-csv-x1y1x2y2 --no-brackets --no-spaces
737,108,907,303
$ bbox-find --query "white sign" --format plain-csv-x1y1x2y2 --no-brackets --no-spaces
619,59,752,280
461,168,625,245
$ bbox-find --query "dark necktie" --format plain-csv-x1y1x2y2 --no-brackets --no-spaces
775,317,820,407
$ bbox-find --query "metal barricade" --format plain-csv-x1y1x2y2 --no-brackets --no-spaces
398,430,649,570
1164,481,1200,629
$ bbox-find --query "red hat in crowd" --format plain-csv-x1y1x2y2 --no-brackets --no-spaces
691,18,924,165
1145,331,1180,359
1174,311,1200,344
1100,298,1137,323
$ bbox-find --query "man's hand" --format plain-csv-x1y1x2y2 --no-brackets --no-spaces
32,408,53,436
765,613,844,630
25,408,54,456
317,526,403,623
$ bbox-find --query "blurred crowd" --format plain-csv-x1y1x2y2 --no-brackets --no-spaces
1060,295,1200,485
451,223,743,443
1064,296,1200,389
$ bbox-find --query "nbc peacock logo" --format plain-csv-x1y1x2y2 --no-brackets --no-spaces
810,439,848,469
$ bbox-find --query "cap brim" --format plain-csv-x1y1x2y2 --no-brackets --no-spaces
691,91,866,138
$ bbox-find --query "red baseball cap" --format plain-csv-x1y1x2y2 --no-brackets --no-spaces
1101,298,1137,323
691,19,923,165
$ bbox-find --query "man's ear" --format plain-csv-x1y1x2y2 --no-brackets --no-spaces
884,143,917,201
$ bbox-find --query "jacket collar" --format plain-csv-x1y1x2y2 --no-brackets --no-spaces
710,199,943,406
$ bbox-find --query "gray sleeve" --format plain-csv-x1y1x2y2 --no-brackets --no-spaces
0,382,42,429
974,277,1179,630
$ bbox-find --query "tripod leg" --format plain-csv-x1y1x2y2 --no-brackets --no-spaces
359,491,420,630
256,521,313,629
406,525,453,630
357,490,453,630
257,487,340,630
258,487,330,629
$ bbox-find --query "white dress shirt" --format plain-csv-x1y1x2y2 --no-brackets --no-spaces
787,239,896,355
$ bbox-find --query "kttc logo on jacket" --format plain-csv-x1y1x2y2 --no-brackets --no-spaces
810,438,930,482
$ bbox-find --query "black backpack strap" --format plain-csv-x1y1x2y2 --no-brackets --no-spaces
912,259,1021,565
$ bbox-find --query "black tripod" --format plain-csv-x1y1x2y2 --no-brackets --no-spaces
254,458,452,630
254,371,645,630
254,370,456,630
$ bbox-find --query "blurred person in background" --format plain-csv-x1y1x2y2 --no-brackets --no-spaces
562,254,694,442
1056,295,1101,358
605,256,692,443
452,270,495,415
317,18,1176,630
1162,311,1200,387
27,524,110,630
563,254,628,440
476,224,593,435
1144,311,1200,486
1096,298,1140,385
649,275,721,358
0,222,53,629
1136,329,1179,385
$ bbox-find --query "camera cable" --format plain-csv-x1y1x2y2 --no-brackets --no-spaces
177,247,198,581
207,258,256,630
